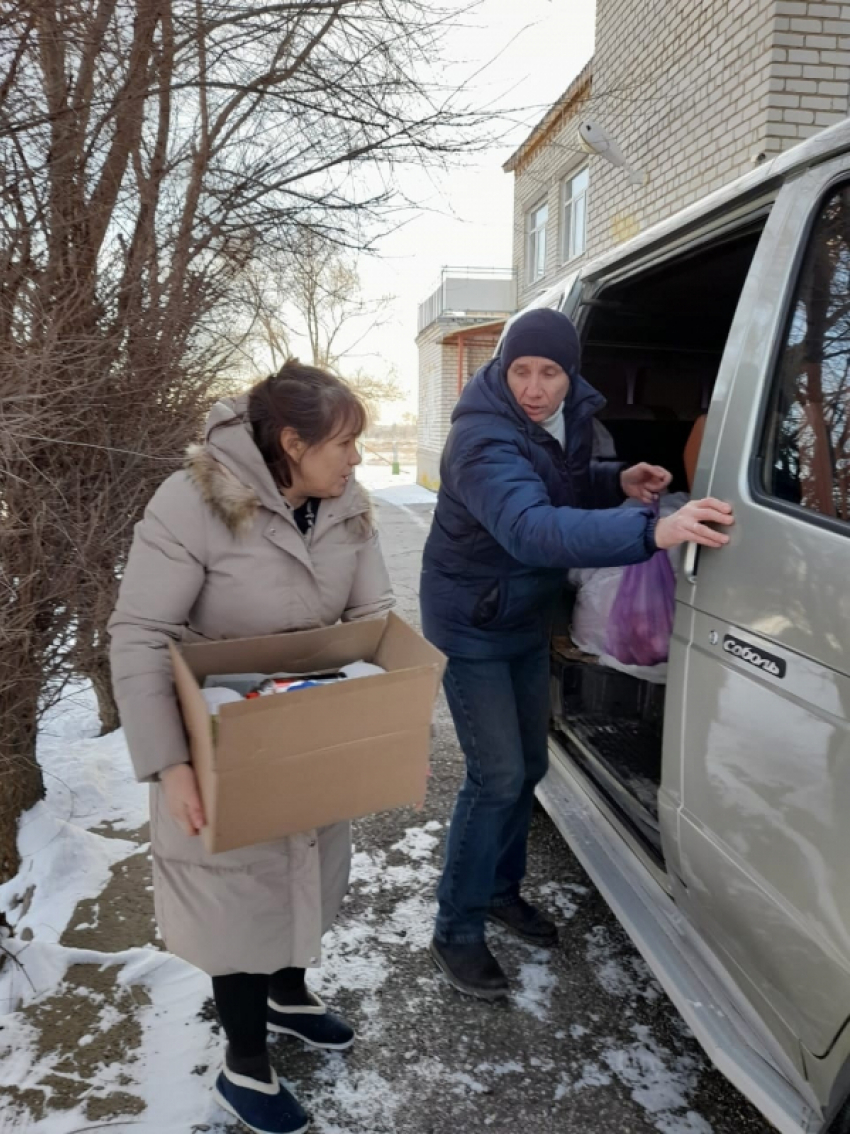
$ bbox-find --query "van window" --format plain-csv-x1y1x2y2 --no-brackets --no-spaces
762,183,850,526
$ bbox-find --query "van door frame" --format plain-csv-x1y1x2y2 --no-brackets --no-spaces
551,200,781,866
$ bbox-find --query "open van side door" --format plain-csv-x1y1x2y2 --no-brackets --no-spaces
663,155,850,1067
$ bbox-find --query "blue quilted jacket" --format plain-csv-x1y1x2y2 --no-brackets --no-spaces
420,358,656,659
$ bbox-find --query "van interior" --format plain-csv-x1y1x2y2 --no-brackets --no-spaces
550,221,767,865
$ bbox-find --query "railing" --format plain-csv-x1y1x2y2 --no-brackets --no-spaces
417,267,517,333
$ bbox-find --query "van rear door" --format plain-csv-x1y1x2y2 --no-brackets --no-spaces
665,156,850,1063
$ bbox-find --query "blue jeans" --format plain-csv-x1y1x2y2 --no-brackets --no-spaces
434,645,551,945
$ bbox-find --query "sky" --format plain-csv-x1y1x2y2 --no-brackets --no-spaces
291,0,597,423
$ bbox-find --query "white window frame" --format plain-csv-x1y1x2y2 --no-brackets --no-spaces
526,199,548,283
561,167,589,264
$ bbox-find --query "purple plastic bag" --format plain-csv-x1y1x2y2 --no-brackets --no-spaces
605,529,676,668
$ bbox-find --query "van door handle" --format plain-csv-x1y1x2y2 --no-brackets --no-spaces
683,541,700,583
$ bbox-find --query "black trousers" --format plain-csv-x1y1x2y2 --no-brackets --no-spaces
212,967,306,1059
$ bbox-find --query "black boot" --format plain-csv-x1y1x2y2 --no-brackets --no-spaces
429,938,509,1000
487,898,558,946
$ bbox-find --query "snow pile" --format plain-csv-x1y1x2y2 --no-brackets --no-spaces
0,693,454,1131
0,677,733,1134
357,458,436,506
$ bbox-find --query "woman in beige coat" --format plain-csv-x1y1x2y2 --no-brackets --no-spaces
109,361,394,1134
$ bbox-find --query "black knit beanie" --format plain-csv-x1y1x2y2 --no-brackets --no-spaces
501,308,581,378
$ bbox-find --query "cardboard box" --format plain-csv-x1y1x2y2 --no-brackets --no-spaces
169,613,446,853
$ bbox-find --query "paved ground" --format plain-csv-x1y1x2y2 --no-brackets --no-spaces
329,494,774,1134
0,482,777,1134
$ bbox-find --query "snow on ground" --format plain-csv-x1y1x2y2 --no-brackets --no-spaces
369,482,436,507
0,691,452,1133
0,495,764,1134
0,684,148,1011
0,681,721,1134
0,676,460,1133
356,458,436,506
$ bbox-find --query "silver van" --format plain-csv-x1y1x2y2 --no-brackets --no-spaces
513,119,850,1133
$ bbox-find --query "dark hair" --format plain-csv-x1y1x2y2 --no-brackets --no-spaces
248,359,367,488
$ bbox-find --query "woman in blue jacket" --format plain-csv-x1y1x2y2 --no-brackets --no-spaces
420,308,733,999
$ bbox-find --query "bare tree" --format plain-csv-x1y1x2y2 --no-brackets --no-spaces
0,0,490,880
285,232,394,374
285,234,407,419
347,367,405,422
234,232,403,415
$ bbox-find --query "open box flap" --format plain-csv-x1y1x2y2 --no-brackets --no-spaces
180,619,387,680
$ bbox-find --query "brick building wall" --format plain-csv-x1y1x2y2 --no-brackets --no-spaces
418,2,850,490
417,324,452,490
508,68,594,310
416,322,503,489
507,0,850,305
767,2,850,145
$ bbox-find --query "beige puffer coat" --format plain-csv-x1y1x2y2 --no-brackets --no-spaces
108,396,394,976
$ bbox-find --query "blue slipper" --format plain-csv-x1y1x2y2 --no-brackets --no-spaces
268,992,355,1051
213,1066,310,1134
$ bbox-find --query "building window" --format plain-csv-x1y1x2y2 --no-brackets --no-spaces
562,167,589,263
761,181,850,527
526,200,548,283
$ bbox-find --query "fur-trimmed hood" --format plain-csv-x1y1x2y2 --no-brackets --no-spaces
185,396,373,538
185,443,260,537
